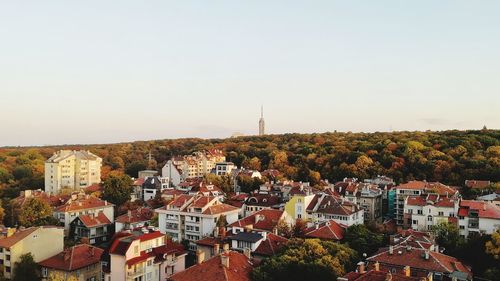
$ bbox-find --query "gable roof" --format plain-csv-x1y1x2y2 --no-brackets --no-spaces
39,244,103,271
77,212,112,228
303,220,345,240
54,195,113,212
0,227,39,248
458,200,500,219
253,233,288,257
168,251,253,281
343,270,421,281
228,209,284,232
115,208,154,224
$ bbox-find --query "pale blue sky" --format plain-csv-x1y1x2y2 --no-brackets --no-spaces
1,1,499,146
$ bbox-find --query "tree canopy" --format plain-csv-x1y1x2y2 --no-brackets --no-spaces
343,224,385,256
17,198,56,227
102,174,133,206
13,253,40,281
252,238,358,281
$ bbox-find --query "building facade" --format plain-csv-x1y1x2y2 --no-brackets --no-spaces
45,150,102,194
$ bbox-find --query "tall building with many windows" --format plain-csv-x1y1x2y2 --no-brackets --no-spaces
45,150,102,194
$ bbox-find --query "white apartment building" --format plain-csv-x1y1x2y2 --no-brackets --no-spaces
156,195,239,249
458,200,500,239
106,228,186,281
306,193,364,227
162,160,182,187
214,162,236,176
53,192,114,234
165,150,226,181
45,150,102,194
404,194,459,231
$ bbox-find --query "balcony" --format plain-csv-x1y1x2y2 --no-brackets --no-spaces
127,267,145,278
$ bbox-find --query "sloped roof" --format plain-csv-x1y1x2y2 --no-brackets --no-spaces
458,200,500,219
203,204,240,215
303,220,345,240
54,195,113,212
229,209,284,232
0,227,39,248
115,208,154,224
253,233,288,257
78,212,111,228
168,251,253,281
39,244,103,271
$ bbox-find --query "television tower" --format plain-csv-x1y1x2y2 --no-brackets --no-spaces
259,105,265,136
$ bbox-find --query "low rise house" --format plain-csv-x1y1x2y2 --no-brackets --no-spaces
115,207,154,232
404,195,459,231
167,251,254,281
104,228,186,281
284,193,316,221
53,193,114,234
476,193,500,207
228,209,292,234
366,244,472,280
70,212,112,245
162,160,182,187
464,180,491,190
303,220,345,241
142,176,170,201
156,195,240,247
341,262,425,281
243,193,282,217
0,226,64,280
39,244,103,281
458,200,500,238
306,193,364,226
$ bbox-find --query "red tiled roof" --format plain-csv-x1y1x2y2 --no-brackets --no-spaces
343,270,421,281
245,194,281,207
55,195,113,212
253,233,288,257
203,204,239,215
406,195,456,208
0,227,39,248
38,244,103,271
109,230,165,256
165,195,194,209
367,245,471,276
196,237,226,247
190,196,215,208
84,183,103,193
459,200,500,219
303,220,345,240
115,208,154,224
13,190,68,208
465,180,491,189
229,209,284,232
133,178,146,186
79,212,111,228
169,251,253,281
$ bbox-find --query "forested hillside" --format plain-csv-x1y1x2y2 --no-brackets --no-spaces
1,130,499,197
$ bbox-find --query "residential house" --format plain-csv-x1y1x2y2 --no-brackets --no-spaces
0,226,64,280
284,193,316,221
142,176,170,201
365,244,472,280
243,193,282,217
306,193,364,226
162,160,182,187
228,230,288,262
39,244,103,281
404,195,459,231
228,209,292,234
115,207,154,232
167,251,254,281
464,180,491,190
342,183,383,223
70,212,112,245
458,200,500,238
45,150,102,194
340,262,426,281
214,162,236,176
303,220,345,241
104,228,186,281
165,150,226,181
53,193,114,234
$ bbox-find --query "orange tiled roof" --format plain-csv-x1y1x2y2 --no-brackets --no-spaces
115,208,154,224
55,195,113,212
253,233,288,257
458,200,500,219
203,204,239,215
78,212,111,228
229,209,284,232
168,251,253,281
303,220,345,240
38,244,103,271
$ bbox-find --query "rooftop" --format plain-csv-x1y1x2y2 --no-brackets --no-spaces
39,244,103,271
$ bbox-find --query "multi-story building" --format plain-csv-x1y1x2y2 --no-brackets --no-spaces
243,193,282,217
228,209,293,234
45,150,102,194
70,212,112,245
404,194,459,231
306,193,364,226
104,228,186,281
214,162,236,176
39,244,103,281
458,200,500,239
142,176,170,201
285,193,316,221
156,195,240,248
342,183,383,223
394,181,458,226
163,150,226,181
115,207,154,232
53,192,114,234
0,226,64,280
161,160,182,187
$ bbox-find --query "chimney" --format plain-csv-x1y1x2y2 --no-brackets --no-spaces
128,210,132,220
434,244,439,253
404,266,411,277
214,244,220,255
357,262,365,274
385,272,392,281
220,227,227,239
196,250,205,264
424,250,429,260
221,254,230,268
223,243,230,253
389,246,394,255
243,247,251,259
374,261,380,271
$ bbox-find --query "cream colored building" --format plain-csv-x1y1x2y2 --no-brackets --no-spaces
169,149,226,180
0,226,64,280
45,150,102,194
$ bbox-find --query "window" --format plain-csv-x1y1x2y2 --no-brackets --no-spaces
438,212,444,216
412,220,417,225
459,225,465,229
42,267,48,277
427,216,432,222
417,210,423,215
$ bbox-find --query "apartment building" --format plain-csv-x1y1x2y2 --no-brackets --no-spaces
394,181,458,226
163,150,226,181
70,212,112,245
45,150,102,194
115,207,154,232
53,192,114,234
39,244,103,281
156,195,240,247
214,162,236,176
105,228,186,281
0,226,64,280
458,200,500,239
404,194,459,231
341,183,383,223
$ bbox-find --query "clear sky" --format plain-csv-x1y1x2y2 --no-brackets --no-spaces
1,1,499,146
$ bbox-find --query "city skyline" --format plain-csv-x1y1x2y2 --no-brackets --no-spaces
1,1,499,146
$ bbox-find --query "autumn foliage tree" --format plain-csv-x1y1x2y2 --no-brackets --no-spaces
102,174,133,206
17,198,56,227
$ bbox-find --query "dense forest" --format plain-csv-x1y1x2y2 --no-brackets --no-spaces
0,130,499,198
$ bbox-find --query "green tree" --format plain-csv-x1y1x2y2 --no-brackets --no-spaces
13,253,40,281
252,238,358,281
17,198,54,227
102,174,133,206
485,228,500,260
431,221,463,255
343,224,384,256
